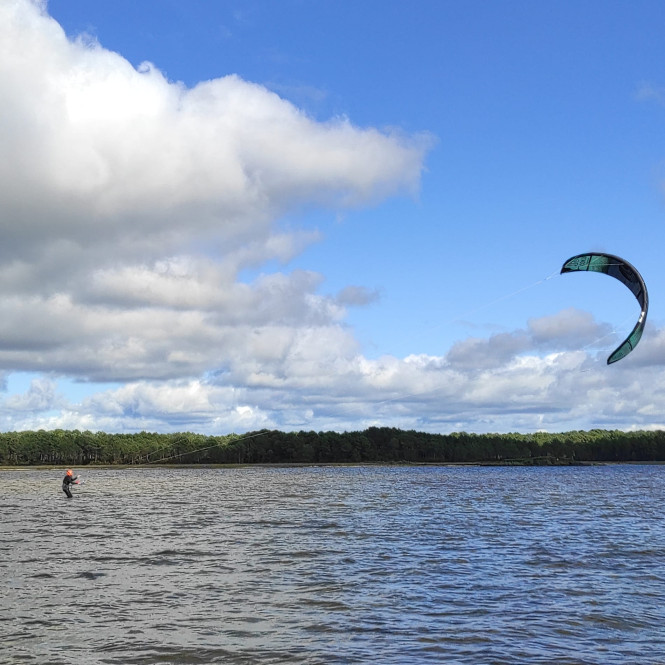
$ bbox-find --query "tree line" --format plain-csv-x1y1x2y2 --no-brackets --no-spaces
1,427,665,467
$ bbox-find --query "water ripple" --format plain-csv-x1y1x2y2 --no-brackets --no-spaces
1,465,664,663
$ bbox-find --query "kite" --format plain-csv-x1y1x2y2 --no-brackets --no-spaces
560,253,648,364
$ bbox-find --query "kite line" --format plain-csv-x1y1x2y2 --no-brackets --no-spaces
138,430,271,465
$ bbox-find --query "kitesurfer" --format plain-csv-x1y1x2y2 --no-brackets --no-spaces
62,469,79,498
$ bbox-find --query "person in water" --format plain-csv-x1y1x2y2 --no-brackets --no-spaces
62,469,79,498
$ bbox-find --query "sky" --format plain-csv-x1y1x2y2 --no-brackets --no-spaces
1,0,665,436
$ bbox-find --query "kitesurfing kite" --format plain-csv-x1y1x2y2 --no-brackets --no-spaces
560,253,648,364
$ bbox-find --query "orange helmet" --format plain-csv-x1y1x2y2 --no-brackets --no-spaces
66,469,73,476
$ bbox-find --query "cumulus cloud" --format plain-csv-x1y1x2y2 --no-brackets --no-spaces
0,2,429,265
1,298,663,435
6,329,665,435
5,376,63,412
446,332,531,370
527,307,613,349
0,0,431,385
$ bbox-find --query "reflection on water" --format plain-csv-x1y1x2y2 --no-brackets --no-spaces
1,465,664,664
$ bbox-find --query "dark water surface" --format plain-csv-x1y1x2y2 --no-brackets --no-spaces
2,465,664,664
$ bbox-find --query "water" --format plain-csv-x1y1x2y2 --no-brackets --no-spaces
1,465,664,664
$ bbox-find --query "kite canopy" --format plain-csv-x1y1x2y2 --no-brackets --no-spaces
560,253,648,364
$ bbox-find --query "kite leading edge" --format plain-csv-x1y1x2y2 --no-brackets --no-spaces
560,253,648,365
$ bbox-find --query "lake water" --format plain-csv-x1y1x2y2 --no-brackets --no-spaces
1,465,664,664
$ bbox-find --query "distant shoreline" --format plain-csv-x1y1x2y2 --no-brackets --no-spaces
4,460,665,472
3,428,665,466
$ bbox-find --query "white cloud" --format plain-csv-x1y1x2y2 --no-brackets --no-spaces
5,376,63,412
0,2,430,270
1,310,664,435
528,307,612,349
0,0,431,386
446,332,531,370
4,327,663,435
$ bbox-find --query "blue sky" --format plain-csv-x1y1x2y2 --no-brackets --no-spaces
1,0,665,435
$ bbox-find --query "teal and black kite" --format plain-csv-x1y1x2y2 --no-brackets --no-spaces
561,253,648,365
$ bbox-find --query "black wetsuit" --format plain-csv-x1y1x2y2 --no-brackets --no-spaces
62,474,78,498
